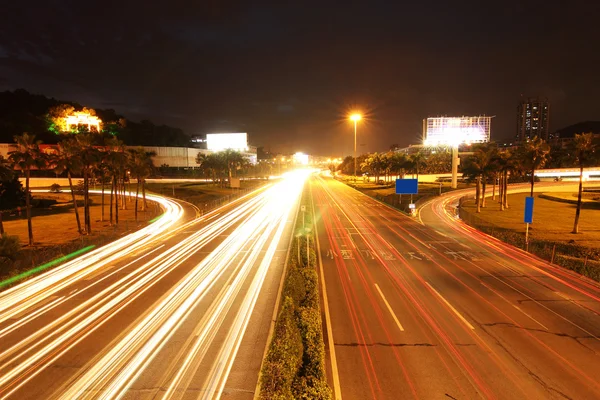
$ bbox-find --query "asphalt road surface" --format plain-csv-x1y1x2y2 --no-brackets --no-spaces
312,174,600,399
0,172,307,400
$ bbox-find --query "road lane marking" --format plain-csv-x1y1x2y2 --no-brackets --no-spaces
375,284,405,332
426,282,475,330
512,304,549,331
312,183,342,400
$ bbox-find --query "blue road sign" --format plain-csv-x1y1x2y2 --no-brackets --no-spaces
395,179,418,195
524,196,534,223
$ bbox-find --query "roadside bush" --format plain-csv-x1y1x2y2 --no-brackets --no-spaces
0,234,20,261
49,183,61,193
260,296,304,399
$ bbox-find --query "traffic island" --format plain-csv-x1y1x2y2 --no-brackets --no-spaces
258,184,332,399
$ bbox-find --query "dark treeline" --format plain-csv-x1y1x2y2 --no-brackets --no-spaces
0,89,190,147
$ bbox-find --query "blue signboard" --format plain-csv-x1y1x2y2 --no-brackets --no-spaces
524,196,534,223
395,179,418,195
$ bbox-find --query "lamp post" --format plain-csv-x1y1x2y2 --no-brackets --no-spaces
350,114,362,181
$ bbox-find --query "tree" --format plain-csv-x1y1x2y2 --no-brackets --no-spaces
0,156,26,235
52,138,83,234
105,138,127,225
128,147,156,221
221,149,245,184
361,153,386,183
461,143,498,212
519,136,550,197
421,151,451,174
76,134,101,233
388,152,408,179
8,133,47,245
197,152,226,184
410,151,427,180
570,133,599,234
46,104,76,134
476,143,498,207
496,150,513,210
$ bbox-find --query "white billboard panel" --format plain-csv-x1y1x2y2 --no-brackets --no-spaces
206,133,248,152
293,152,309,165
423,116,491,146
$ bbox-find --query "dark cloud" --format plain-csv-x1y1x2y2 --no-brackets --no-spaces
1,0,599,155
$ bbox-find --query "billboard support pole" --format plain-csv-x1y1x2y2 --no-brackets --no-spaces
451,145,459,189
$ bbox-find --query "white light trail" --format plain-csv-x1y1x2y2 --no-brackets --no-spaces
0,170,310,400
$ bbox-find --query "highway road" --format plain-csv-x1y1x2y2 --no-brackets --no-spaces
312,174,600,399
0,171,308,400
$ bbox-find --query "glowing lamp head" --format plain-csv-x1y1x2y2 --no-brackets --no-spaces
350,114,362,122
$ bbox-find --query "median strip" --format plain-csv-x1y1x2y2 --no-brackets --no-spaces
258,183,332,399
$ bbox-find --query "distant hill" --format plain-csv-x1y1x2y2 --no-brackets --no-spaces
553,121,600,139
0,89,190,147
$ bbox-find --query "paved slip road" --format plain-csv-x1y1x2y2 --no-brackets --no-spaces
0,172,308,400
312,174,600,400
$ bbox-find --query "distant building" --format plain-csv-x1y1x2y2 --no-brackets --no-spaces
516,96,549,141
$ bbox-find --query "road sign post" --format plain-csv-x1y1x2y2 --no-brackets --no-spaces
396,179,418,216
395,179,418,195
524,196,534,250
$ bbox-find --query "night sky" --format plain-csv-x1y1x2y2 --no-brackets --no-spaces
2,1,599,155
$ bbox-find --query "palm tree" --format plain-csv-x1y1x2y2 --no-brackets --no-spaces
128,148,156,221
461,143,497,212
570,133,599,234
496,150,514,210
94,151,112,222
222,149,245,185
105,138,127,225
388,152,408,180
8,133,47,246
477,143,498,208
519,136,550,197
0,156,18,235
76,134,101,234
410,151,427,181
53,138,83,234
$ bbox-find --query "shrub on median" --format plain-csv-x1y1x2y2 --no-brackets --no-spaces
260,196,332,400
260,296,304,399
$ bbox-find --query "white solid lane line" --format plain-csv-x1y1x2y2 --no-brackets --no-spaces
425,282,475,330
375,284,405,332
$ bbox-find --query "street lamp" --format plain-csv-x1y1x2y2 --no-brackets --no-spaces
350,113,362,180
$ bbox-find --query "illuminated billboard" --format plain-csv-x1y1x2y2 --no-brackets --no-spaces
423,116,491,146
206,133,248,152
293,152,309,165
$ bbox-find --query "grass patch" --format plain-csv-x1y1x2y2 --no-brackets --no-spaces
460,192,600,248
459,193,600,282
145,179,267,213
259,183,331,400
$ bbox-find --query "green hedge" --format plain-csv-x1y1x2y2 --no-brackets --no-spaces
260,188,332,400
260,296,304,399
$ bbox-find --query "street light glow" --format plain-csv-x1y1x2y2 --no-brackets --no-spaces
350,113,362,122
